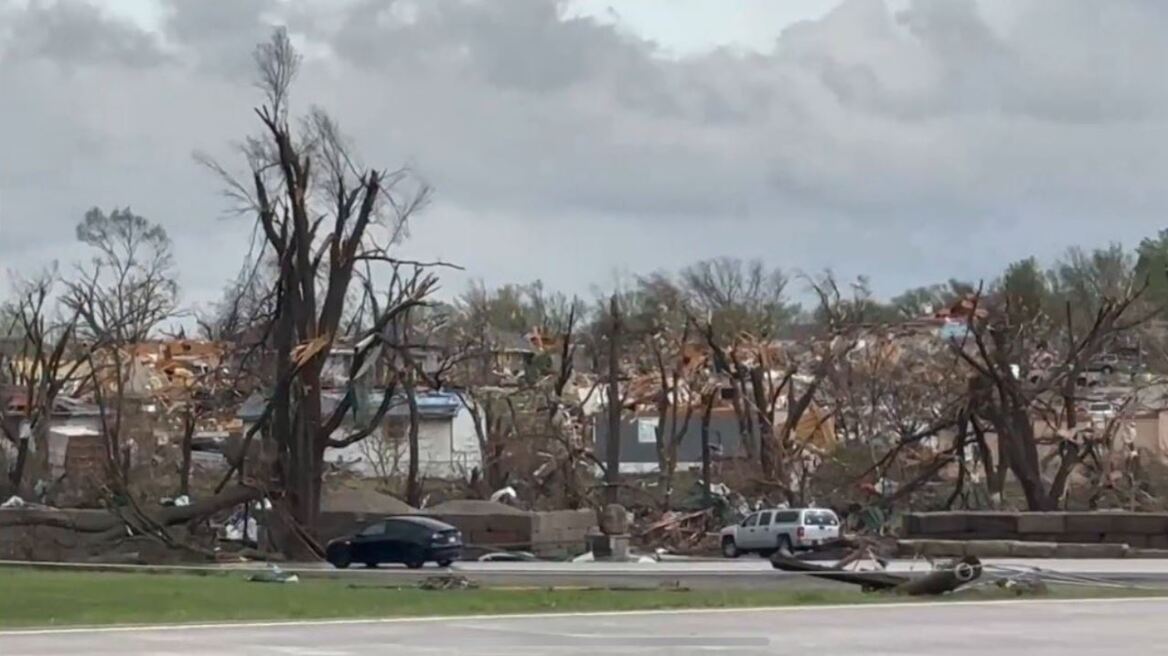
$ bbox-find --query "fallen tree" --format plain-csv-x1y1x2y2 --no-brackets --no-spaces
0,484,261,535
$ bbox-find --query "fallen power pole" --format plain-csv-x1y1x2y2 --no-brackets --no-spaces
771,553,983,596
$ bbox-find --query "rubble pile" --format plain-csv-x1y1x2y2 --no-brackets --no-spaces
637,509,717,554
418,574,478,590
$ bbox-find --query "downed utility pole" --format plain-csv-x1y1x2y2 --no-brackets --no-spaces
771,553,982,596
894,556,982,596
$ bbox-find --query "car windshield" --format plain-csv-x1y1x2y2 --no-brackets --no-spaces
802,511,839,526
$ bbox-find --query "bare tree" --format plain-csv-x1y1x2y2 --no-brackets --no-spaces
197,253,278,343
955,275,1161,511
0,273,93,493
64,207,178,343
822,319,967,511
645,319,698,510
609,276,708,510
417,278,599,508
689,273,865,504
200,29,439,554
357,419,407,488
680,257,798,337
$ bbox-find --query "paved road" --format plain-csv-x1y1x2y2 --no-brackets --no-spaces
2,598,1163,655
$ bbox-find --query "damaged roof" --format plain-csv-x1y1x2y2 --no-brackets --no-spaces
237,389,466,423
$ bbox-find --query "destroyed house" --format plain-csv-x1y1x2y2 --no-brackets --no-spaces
0,392,105,483
237,389,481,479
439,332,540,387
593,409,761,474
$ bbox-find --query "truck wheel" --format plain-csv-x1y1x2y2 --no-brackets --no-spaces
777,535,794,555
722,537,740,558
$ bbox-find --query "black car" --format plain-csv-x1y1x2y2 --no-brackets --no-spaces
326,515,463,569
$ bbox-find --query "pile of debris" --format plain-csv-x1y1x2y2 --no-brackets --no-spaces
637,509,717,554
418,574,478,591
634,481,751,554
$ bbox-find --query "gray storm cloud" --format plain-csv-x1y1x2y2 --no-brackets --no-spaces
1,0,1166,309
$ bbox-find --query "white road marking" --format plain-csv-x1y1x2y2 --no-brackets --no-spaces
266,647,353,655
1,596,1165,638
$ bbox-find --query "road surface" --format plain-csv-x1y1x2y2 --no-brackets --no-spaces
1,597,1162,655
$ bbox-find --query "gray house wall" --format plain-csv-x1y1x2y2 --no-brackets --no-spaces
593,413,758,473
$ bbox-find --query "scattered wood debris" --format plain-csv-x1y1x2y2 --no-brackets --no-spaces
637,509,715,554
418,574,479,591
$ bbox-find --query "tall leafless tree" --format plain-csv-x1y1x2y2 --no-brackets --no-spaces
200,29,438,554
955,275,1162,511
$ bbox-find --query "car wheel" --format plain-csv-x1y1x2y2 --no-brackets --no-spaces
332,550,352,569
437,559,454,568
721,537,740,559
365,561,378,569
406,560,425,569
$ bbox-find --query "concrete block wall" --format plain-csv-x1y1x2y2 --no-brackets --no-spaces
532,509,597,558
896,539,1134,559
430,512,534,551
903,511,1168,548
0,507,597,563
316,511,374,542
319,511,539,551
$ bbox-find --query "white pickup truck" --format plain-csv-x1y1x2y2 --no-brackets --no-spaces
720,507,841,558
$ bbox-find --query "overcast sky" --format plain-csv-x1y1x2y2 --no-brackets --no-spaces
2,0,1167,315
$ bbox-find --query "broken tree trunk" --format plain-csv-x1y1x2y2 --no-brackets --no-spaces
179,411,196,497
0,484,261,534
9,436,30,493
701,392,714,505
405,371,422,508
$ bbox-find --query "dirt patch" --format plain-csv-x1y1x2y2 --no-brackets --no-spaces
426,499,529,516
320,486,415,515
